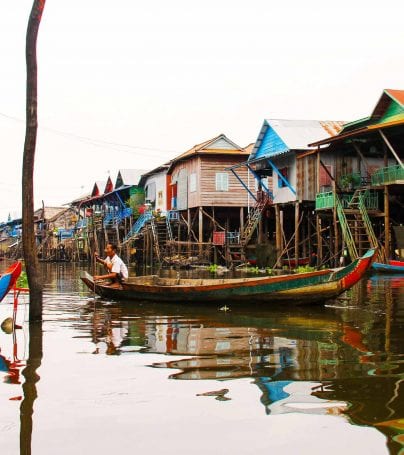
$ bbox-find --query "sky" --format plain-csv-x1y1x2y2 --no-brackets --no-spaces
1,0,403,222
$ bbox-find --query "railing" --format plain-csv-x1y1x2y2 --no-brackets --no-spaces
371,165,404,186
75,218,88,229
123,211,153,242
103,207,133,227
227,231,240,244
316,191,379,211
335,195,357,260
357,193,380,251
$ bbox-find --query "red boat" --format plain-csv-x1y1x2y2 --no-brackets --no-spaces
0,262,22,303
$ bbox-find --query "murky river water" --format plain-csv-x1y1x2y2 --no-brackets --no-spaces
0,262,403,454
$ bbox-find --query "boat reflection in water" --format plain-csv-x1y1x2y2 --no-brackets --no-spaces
81,272,404,453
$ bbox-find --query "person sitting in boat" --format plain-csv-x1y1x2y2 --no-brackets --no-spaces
93,243,128,284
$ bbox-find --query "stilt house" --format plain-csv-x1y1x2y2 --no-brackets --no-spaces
309,89,404,264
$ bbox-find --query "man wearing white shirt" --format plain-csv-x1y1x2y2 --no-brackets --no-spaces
94,243,129,284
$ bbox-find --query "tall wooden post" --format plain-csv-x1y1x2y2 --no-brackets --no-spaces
275,205,281,257
22,0,47,321
332,180,339,267
240,207,244,235
384,186,390,259
316,215,323,266
294,202,300,265
384,146,390,259
198,206,203,243
187,208,191,239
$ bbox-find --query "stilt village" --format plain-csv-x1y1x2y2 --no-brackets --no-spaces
2,89,404,270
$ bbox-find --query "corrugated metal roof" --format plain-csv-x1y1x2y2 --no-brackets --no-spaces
250,119,344,160
270,119,343,149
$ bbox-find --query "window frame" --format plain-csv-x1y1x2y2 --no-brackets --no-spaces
215,172,229,191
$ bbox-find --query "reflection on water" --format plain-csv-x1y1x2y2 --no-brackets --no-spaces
0,262,403,454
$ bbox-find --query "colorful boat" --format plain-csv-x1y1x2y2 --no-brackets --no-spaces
371,259,404,274
81,249,376,304
0,262,22,303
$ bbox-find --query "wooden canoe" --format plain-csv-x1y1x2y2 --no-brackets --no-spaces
0,262,22,303
371,259,404,274
80,249,376,304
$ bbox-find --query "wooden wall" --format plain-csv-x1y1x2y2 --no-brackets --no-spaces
199,155,255,208
169,154,256,209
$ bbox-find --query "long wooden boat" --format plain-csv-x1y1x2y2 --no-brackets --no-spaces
371,259,404,274
81,249,376,304
0,262,22,303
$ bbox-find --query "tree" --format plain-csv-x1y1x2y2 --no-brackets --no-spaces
22,0,46,321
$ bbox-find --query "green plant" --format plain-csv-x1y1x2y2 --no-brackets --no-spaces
208,264,218,273
245,266,260,274
266,268,275,276
17,271,29,289
294,265,316,273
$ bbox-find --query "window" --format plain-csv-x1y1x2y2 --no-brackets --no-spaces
157,191,163,205
215,172,229,191
277,167,289,188
189,173,197,192
319,165,333,188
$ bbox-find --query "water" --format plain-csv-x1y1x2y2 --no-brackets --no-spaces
0,263,403,454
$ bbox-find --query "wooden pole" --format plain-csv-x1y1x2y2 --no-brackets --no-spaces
22,0,47,321
198,207,203,243
294,202,300,265
275,205,281,255
384,186,390,259
379,130,404,169
384,146,390,259
316,215,322,266
240,207,244,234
332,180,339,267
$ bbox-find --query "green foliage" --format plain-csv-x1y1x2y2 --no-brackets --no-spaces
17,271,29,289
266,268,275,276
208,264,218,273
245,266,260,274
294,265,316,274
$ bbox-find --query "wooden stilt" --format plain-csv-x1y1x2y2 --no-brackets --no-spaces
384,185,390,259
275,205,281,256
316,214,322,266
332,180,339,267
294,202,300,265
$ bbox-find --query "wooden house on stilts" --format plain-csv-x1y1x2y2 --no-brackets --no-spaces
162,134,255,265
310,89,404,265
231,119,344,267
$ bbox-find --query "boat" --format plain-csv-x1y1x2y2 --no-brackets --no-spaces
0,262,22,303
80,249,376,304
371,259,404,274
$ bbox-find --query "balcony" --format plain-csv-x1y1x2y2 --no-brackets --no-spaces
316,191,379,211
371,165,404,186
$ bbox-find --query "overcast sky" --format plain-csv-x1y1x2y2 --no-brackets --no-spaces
1,0,403,221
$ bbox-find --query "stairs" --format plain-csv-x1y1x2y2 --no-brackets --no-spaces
227,198,270,268
240,199,269,246
336,190,385,261
123,211,153,243
150,218,172,263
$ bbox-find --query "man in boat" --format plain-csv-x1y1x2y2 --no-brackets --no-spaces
93,243,129,285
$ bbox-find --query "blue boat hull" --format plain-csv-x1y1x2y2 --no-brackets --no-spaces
372,262,404,274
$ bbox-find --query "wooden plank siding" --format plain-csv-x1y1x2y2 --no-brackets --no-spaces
199,156,254,208
169,154,255,209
